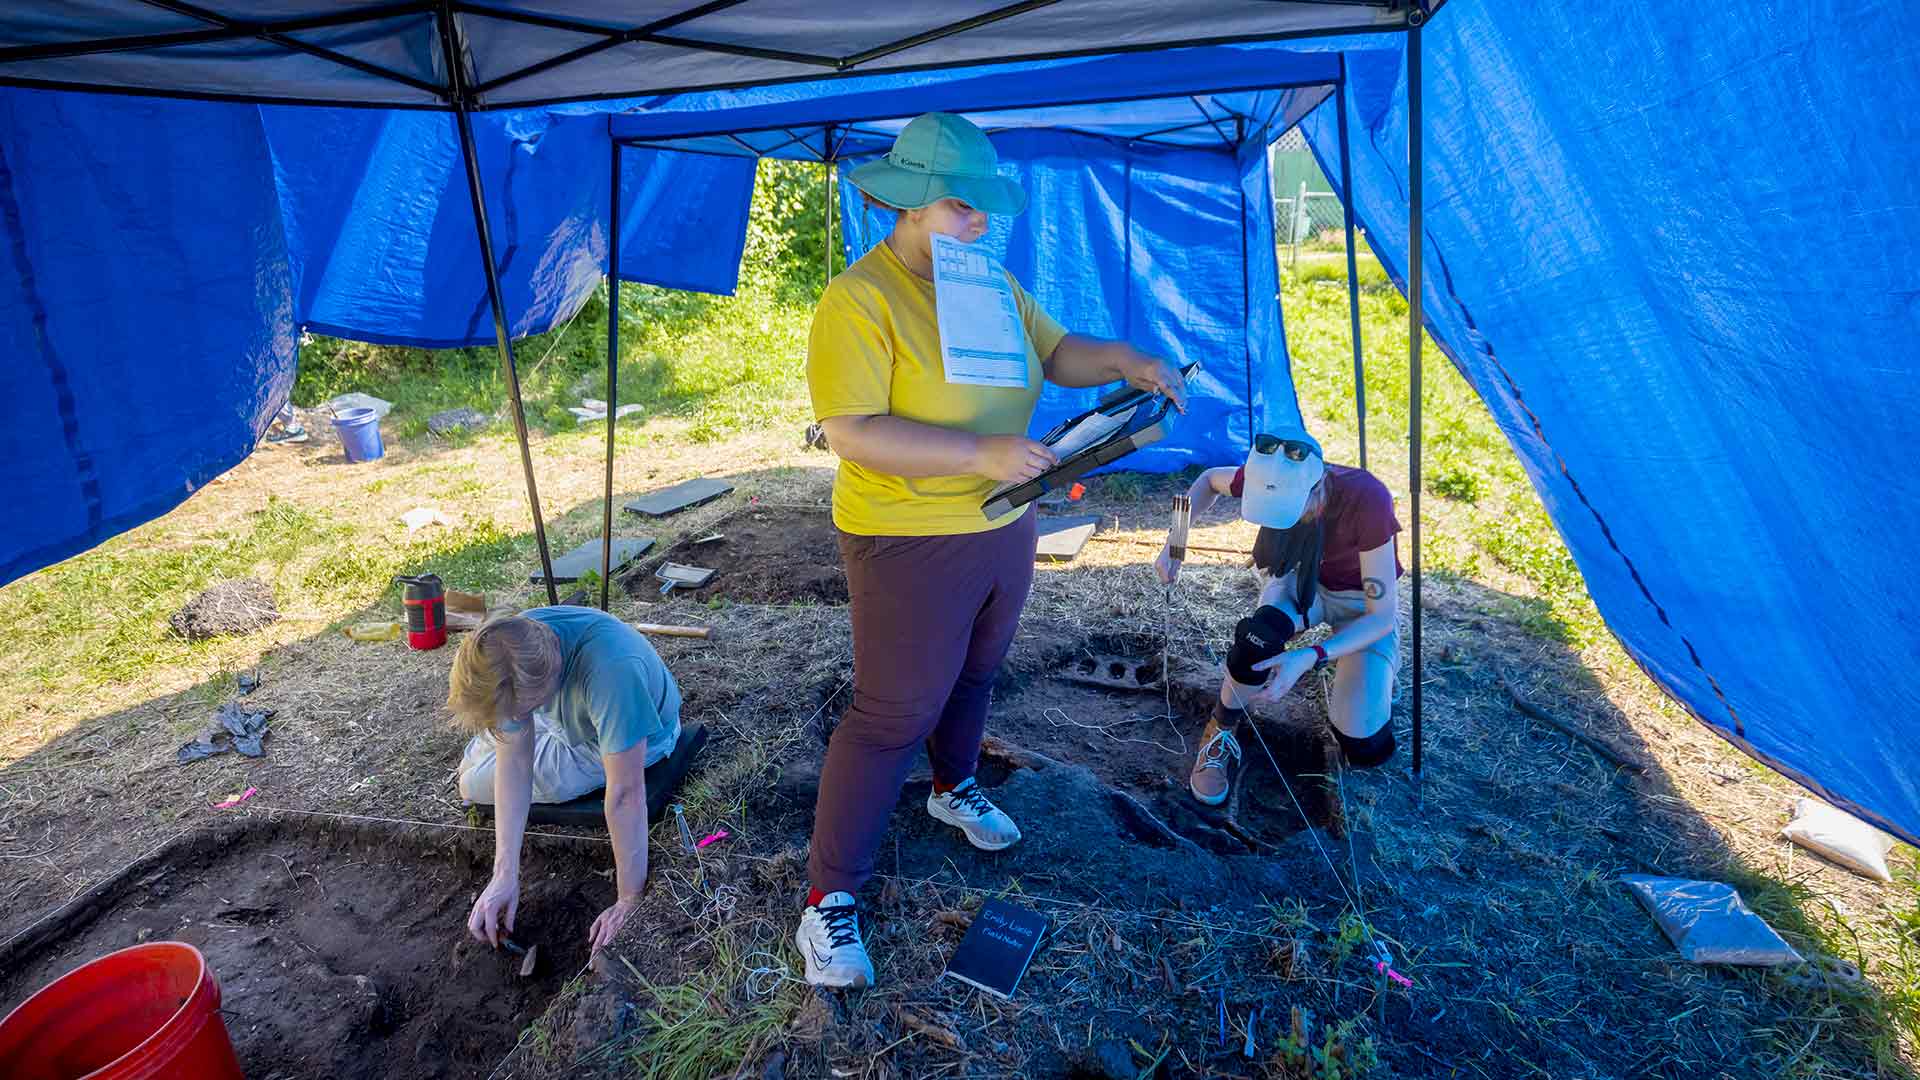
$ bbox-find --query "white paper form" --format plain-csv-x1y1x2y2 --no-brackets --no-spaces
930,232,1031,388
1045,407,1129,460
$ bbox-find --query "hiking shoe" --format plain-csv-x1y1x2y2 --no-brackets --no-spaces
927,777,1022,851
796,892,873,989
265,424,309,445
1189,717,1242,806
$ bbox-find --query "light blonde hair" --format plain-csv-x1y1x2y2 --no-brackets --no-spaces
445,615,562,735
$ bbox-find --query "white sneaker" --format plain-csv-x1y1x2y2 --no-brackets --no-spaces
796,892,874,989
927,778,1022,851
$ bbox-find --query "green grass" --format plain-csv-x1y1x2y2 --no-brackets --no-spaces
0,496,549,717
612,284,812,443
295,157,826,448
0,498,340,693
617,934,800,1080
1280,273,1598,647
294,263,812,452
299,518,530,611
1727,864,1920,1071
294,290,615,439
1286,250,1391,291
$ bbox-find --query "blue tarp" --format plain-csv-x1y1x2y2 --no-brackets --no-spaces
1302,7,1920,845
0,91,295,584
600,45,1340,156
264,107,758,347
836,129,1290,472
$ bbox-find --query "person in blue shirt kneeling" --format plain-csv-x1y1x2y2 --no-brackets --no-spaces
446,607,683,954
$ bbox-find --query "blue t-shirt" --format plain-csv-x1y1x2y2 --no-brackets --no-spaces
515,606,681,757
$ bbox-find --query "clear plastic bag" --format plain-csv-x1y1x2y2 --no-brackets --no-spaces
1781,798,1896,883
1622,875,1802,966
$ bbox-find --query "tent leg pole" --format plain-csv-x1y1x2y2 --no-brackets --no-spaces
1407,17,1426,780
600,140,622,611
824,161,835,287
1337,62,1368,473
439,6,559,605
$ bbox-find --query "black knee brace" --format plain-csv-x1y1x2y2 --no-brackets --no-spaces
1334,724,1397,769
1227,605,1298,685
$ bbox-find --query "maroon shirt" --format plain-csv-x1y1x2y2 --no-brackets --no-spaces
1230,463,1404,591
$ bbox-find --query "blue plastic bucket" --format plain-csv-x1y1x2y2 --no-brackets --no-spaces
331,407,385,463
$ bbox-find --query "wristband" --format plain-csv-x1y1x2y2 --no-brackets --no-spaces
1311,644,1329,668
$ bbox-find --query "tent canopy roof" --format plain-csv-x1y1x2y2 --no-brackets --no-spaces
1,1,1416,110
606,44,1344,159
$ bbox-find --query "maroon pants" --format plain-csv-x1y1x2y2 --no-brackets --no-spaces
807,510,1037,894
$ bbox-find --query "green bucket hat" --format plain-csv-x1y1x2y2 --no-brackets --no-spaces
847,112,1027,216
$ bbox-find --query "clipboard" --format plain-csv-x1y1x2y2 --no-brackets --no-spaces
981,361,1200,520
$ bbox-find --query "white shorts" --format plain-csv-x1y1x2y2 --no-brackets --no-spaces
1258,571,1402,740
457,709,679,804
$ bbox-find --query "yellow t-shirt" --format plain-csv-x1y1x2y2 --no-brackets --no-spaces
808,240,1069,536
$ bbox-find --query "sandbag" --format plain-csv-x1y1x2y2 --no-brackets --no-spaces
1782,798,1897,883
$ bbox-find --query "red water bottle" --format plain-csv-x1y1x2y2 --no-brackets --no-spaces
396,574,447,651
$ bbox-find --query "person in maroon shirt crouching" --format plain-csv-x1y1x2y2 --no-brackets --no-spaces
1155,424,1405,807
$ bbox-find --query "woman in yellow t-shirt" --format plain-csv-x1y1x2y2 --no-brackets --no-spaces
795,112,1187,989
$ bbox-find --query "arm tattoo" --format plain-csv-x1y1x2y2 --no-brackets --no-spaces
1362,577,1388,601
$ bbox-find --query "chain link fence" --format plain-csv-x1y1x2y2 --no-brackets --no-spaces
1274,190,1347,245
1270,128,1355,261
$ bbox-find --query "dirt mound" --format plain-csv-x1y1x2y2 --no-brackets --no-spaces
0,820,609,1080
169,578,280,639
631,505,847,605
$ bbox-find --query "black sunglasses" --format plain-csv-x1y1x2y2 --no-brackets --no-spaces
1253,433,1316,462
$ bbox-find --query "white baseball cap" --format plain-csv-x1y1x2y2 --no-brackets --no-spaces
1240,425,1326,530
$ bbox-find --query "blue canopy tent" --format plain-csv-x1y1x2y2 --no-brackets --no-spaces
9,2,1919,849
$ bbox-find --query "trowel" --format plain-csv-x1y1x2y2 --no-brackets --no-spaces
501,937,540,978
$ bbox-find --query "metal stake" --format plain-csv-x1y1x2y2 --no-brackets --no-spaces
1407,13,1426,779
436,2,558,604
600,140,622,611
1336,58,1368,472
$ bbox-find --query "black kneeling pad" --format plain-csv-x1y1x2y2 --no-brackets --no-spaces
474,723,708,829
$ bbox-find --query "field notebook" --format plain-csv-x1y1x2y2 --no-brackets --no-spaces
942,899,1048,999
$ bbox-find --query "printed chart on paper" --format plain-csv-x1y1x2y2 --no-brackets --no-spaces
931,233,1031,389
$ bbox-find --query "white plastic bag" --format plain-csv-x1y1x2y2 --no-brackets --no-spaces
327,391,393,419
1782,798,1896,883
1622,875,1802,966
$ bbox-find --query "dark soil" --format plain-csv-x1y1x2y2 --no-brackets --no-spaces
628,505,847,605
0,820,610,1080
169,578,280,640
990,664,1340,856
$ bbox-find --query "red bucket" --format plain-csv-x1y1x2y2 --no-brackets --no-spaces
0,942,243,1080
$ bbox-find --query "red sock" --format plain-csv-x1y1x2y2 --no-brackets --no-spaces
806,886,829,908
933,776,958,795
